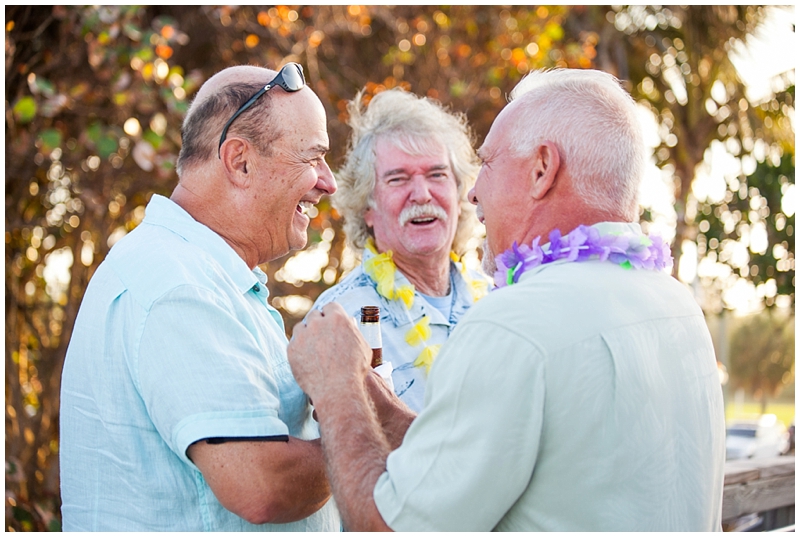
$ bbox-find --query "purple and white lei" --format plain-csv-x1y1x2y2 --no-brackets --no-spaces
493,225,674,289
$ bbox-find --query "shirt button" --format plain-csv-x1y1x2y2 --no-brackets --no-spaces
252,283,260,293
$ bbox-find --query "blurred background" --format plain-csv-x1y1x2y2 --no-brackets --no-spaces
4,5,794,531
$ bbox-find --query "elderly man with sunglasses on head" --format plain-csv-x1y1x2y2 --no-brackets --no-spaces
59,63,340,531
309,89,488,413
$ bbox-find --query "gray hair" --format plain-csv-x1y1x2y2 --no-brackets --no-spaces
334,88,480,255
176,82,280,177
508,69,645,220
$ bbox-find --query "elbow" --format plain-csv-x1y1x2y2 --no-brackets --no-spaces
236,499,289,525
235,494,328,525
236,503,282,526
239,509,278,526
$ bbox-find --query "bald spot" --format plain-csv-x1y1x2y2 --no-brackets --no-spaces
188,65,278,120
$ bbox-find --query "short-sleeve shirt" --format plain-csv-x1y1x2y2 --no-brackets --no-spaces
59,194,340,531
311,247,487,412
373,222,726,531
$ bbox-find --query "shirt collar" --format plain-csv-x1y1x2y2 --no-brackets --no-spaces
143,194,261,294
359,246,474,328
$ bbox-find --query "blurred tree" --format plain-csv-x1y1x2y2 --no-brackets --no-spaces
6,6,192,530
568,5,794,311
4,4,794,532
728,311,795,413
695,149,795,312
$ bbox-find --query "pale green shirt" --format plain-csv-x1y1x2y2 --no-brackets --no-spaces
373,222,725,531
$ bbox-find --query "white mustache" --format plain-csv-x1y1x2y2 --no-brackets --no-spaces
398,204,448,226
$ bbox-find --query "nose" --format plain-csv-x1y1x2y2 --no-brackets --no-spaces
316,158,337,195
409,175,432,204
468,186,478,206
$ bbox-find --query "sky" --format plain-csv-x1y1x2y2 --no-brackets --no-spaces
730,6,797,104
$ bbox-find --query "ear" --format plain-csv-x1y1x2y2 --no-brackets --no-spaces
363,206,375,228
219,137,253,189
529,141,560,200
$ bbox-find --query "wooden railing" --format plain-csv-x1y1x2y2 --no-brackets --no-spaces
722,456,795,531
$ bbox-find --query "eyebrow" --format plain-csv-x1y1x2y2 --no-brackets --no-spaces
309,144,329,154
381,163,450,177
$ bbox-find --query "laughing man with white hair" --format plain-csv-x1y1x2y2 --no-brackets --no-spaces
309,88,488,412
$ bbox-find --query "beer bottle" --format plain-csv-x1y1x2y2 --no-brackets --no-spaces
359,306,383,368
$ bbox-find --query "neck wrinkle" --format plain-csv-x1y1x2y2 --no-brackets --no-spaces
391,253,451,297
521,194,631,249
171,182,260,269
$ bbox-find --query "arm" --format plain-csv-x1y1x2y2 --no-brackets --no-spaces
288,303,394,531
316,374,393,531
187,437,330,525
137,285,332,525
365,370,416,450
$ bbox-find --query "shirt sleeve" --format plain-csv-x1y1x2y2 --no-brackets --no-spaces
136,284,291,468
373,320,546,531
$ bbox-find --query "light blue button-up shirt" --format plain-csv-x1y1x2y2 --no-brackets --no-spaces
311,247,487,412
59,194,340,531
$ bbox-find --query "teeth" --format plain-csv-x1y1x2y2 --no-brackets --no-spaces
399,203,448,226
298,201,312,215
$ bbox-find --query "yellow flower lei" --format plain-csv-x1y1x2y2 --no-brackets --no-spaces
363,239,487,373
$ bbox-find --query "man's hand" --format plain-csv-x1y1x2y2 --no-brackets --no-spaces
288,303,393,531
288,303,372,405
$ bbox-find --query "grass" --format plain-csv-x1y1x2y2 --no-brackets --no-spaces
725,401,795,427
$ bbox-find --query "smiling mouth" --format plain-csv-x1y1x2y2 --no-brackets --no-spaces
409,216,438,225
297,201,313,215
399,203,448,226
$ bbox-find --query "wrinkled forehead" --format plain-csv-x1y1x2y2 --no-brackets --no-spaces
273,87,330,146
376,133,448,160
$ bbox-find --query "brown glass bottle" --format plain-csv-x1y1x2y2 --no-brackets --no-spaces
359,306,383,368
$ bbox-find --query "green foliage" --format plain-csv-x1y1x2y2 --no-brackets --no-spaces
12,96,37,123
696,153,795,311
37,130,62,153
728,312,795,408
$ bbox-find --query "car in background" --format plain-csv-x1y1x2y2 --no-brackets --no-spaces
725,414,791,460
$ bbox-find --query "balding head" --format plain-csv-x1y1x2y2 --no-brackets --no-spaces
177,65,283,177
170,63,335,267
506,69,645,221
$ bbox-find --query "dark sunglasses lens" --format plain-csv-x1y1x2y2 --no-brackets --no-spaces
282,65,305,91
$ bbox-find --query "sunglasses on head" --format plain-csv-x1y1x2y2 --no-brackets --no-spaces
217,62,306,157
